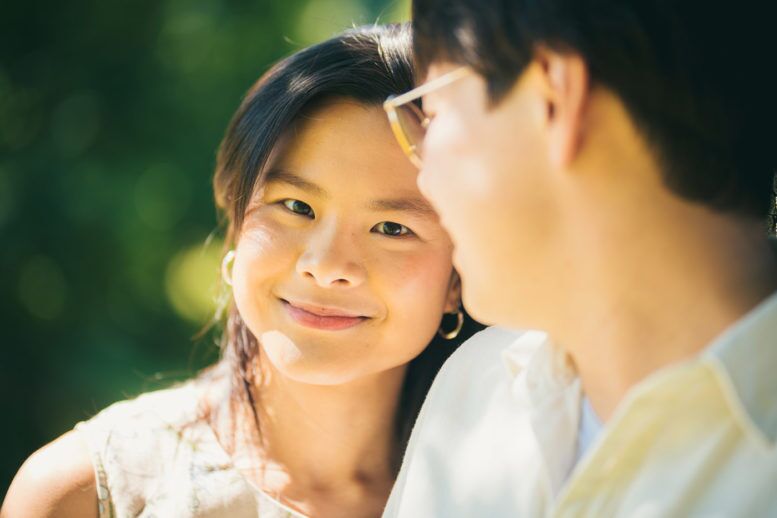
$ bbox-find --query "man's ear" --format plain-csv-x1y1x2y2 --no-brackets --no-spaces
444,270,463,313
534,47,589,167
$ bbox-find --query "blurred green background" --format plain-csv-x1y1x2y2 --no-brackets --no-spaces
0,0,409,493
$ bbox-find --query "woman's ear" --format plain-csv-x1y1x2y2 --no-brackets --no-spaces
444,271,463,313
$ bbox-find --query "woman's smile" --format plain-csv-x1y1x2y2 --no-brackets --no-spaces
280,298,371,331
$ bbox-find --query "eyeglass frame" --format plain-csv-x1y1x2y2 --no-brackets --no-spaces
383,66,474,169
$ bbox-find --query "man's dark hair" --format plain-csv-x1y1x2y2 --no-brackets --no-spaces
413,0,777,222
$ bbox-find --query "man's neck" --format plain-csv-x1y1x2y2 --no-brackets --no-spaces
557,206,777,422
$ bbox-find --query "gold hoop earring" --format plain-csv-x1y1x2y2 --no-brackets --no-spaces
438,309,464,340
221,250,235,287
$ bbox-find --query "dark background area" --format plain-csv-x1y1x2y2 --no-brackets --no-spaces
0,0,408,494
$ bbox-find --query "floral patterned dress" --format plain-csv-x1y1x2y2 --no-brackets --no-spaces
75,382,306,518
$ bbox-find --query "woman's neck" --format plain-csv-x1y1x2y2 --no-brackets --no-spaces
221,357,408,516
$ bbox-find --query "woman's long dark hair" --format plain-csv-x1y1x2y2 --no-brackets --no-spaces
206,23,483,468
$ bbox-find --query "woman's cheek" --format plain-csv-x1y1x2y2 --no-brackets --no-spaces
233,217,299,306
376,249,454,361
379,248,453,321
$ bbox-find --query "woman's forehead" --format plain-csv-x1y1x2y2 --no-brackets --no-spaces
269,102,421,195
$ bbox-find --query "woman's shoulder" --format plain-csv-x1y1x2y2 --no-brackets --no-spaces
2,382,207,517
2,382,211,518
73,381,208,469
80,380,204,432
2,378,262,518
1,431,97,518
90,381,217,509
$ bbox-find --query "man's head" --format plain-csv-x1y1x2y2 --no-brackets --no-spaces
408,0,777,327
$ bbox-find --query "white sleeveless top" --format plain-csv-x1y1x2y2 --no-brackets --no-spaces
74,382,307,518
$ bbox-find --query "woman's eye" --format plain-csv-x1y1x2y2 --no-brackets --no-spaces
372,221,413,237
282,199,314,218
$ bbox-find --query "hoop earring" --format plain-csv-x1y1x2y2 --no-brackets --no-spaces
221,250,235,287
438,308,464,340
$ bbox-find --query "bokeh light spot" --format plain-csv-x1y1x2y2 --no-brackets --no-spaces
165,239,224,324
294,0,369,46
18,255,68,320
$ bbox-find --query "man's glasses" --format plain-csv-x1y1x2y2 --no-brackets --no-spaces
383,67,473,169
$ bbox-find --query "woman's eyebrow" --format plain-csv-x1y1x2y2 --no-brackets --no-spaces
368,197,437,218
265,169,436,218
265,169,328,198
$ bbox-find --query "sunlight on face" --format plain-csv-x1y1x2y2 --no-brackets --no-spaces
418,63,561,327
231,101,459,385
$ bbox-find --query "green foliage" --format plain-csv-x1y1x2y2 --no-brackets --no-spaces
0,0,409,492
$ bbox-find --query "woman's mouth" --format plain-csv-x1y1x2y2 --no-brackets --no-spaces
280,299,369,331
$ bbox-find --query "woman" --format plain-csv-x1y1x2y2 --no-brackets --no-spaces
2,24,482,518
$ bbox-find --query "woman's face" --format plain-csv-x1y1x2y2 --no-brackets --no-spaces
231,101,460,385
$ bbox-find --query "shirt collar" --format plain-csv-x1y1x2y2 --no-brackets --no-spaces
502,331,581,496
501,331,574,385
703,290,777,445
502,290,777,449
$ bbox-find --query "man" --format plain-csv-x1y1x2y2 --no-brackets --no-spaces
382,1,777,516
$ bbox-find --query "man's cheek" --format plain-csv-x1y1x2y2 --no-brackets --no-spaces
416,146,449,203
416,167,432,200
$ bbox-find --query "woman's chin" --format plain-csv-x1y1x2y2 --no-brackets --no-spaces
258,329,372,386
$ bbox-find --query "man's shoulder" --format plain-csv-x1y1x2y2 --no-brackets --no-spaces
432,326,539,391
414,326,538,430
385,327,546,517
454,325,525,357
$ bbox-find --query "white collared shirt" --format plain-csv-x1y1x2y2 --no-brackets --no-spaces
384,293,777,517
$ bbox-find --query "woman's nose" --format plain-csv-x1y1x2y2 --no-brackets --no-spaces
295,219,367,288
